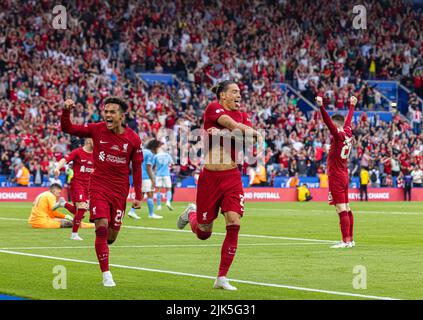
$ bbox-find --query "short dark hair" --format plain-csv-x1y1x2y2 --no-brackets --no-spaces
211,80,237,99
103,96,129,113
331,114,345,124
146,139,163,151
49,183,62,191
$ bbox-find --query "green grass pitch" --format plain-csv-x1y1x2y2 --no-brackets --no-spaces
0,201,422,300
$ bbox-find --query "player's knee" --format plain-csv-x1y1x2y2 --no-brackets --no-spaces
95,226,108,238
226,216,241,226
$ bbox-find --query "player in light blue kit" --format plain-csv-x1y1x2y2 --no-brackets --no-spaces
154,145,174,211
128,139,163,219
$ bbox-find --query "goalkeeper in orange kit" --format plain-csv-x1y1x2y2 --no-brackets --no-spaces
28,183,94,229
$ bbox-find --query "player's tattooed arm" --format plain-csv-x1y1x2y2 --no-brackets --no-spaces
217,115,262,139
54,158,67,176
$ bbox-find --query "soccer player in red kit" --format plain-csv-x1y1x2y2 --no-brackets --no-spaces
61,97,143,287
177,80,262,290
316,95,358,248
52,138,94,241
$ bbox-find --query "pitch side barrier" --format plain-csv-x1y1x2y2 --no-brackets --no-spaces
1,187,422,202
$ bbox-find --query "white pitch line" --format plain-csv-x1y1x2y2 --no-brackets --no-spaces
0,242,329,251
0,217,337,243
0,217,28,221
122,225,337,243
0,249,400,300
247,208,423,215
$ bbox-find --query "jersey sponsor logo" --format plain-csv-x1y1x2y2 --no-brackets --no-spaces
111,145,120,151
106,154,126,164
80,166,93,173
99,151,105,161
100,140,109,144
123,143,128,153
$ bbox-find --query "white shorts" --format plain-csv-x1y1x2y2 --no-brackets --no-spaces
156,176,172,188
142,179,153,193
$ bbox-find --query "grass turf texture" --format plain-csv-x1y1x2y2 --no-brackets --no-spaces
0,201,422,300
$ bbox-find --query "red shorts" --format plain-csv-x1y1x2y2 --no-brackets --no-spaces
196,167,245,225
69,183,89,203
328,177,349,205
89,193,126,231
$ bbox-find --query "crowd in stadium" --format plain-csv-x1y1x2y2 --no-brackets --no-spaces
0,0,422,188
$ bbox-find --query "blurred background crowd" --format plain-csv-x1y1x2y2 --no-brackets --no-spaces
0,0,422,188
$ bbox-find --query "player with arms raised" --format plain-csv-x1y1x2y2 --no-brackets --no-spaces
177,80,261,290
316,95,357,248
61,97,143,286
52,138,94,240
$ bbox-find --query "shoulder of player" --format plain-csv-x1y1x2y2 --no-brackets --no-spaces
205,101,225,114
125,128,142,145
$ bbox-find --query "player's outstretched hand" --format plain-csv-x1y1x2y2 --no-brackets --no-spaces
132,199,141,209
349,96,358,106
64,99,75,110
315,96,323,107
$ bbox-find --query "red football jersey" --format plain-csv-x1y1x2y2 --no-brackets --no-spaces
203,102,251,164
320,104,354,180
64,147,94,185
61,110,143,199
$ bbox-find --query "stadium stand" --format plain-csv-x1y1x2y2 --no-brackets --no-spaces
0,0,421,189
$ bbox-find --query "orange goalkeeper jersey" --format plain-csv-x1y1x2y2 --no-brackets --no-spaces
28,191,65,224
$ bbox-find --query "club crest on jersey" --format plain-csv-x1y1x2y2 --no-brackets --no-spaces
123,143,128,153
202,212,208,221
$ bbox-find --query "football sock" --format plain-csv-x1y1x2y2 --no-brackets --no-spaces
338,211,351,243
156,192,161,206
188,211,198,234
147,198,154,216
348,210,354,241
129,207,135,214
95,226,109,272
188,211,211,240
166,191,172,202
72,208,85,233
64,203,76,215
218,225,240,277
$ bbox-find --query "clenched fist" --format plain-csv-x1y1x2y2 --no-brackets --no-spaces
315,96,323,107
349,96,358,106
64,99,75,110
